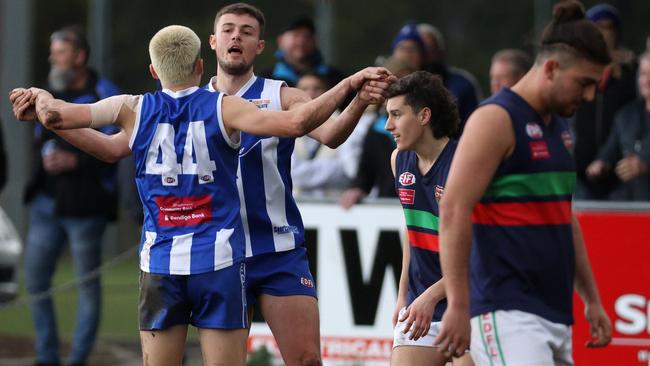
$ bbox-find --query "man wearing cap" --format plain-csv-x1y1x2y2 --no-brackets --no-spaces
262,16,345,88
22,25,120,366
573,3,638,200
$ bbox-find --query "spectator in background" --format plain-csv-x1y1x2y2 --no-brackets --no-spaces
489,49,531,95
262,16,345,88
23,25,119,366
572,3,637,200
417,23,482,130
586,51,650,201
340,57,417,209
292,72,366,197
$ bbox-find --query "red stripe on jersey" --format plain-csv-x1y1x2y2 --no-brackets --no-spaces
472,200,572,226
408,229,440,252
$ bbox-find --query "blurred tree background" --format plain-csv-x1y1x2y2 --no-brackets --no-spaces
29,0,650,96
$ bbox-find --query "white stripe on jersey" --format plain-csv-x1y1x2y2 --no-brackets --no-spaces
215,93,241,149
140,231,157,272
260,138,295,252
169,233,193,274
214,228,234,270
237,162,254,257
129,96,144,149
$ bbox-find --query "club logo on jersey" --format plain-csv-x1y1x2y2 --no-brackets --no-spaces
156,194,212,227
165,177,176,184
525,122,544,139
434,185,445,202
399,189,415,205
399,172,416,186
250,99,271,109
200,174,213,183
529,141,550,160
300,277,314,288
561,130,574,152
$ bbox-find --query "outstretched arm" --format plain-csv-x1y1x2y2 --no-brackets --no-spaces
223,67,391,137
10,87,138,133
281,76,395,148
55,129,131,163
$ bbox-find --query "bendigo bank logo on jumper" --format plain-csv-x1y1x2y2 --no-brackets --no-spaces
399,172,416,186
156,195,212,226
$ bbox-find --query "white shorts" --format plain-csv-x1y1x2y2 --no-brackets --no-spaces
393,307,443,348
470,310,573,366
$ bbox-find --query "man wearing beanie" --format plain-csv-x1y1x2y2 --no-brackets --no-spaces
573,3,637,200
390,23,482,135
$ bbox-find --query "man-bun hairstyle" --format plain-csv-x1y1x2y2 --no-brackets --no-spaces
539,0,611,66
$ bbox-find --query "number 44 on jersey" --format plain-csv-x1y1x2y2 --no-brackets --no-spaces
146,121,217,186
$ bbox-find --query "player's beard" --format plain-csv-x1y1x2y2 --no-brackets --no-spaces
48,67,76,92
218,58,252,76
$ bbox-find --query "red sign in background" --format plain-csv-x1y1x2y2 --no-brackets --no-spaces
574,210,650,366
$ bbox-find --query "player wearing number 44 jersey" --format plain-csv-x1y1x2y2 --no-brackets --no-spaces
386,71,472,366
10,25,391,366
11,4,396,365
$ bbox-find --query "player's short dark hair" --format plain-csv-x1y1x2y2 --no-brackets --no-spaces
386,70,459,138
50,25,90,64
538,0,611,66
214,2,266,38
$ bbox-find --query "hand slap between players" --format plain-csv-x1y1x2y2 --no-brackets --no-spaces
349,67,396,104
9,88,38,121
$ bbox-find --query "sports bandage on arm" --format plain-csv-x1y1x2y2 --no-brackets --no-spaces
89,95,141,128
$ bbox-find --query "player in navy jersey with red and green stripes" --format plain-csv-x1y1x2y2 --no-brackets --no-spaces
436,1,612,365
386,71,471,366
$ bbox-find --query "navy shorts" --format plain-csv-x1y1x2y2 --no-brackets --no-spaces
246,247,317,306
139,262,247,330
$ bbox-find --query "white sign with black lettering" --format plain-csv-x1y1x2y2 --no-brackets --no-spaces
248,200,405,366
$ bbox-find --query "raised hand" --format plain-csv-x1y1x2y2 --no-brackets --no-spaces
348,67,393,91
358,73,398,105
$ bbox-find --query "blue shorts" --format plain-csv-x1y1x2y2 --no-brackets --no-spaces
246,247,317,306
138,262,247,330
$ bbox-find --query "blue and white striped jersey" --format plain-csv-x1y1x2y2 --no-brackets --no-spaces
207,75,305,257
130,86,245,275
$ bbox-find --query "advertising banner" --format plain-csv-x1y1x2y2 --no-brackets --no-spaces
248,201,650,366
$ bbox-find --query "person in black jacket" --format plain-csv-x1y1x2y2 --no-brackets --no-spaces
573,4,637,199
22,26,119,366
586,52,650,201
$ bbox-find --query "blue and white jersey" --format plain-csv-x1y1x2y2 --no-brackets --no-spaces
130,87,245,275
207,75,305,257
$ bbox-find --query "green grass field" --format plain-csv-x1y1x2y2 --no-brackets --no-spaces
0,252,142,341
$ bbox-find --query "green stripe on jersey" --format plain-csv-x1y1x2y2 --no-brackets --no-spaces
483,171,576,198
403,209,439,231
